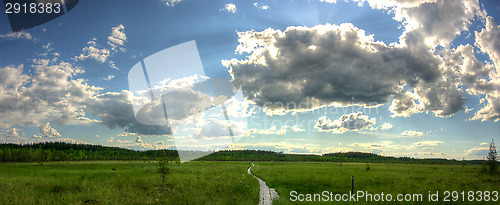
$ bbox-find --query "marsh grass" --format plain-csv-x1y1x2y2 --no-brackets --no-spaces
2,161,499,204
251,162,500,204
0,161,259,204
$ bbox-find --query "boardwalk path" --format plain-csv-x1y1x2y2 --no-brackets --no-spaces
247,164,279,205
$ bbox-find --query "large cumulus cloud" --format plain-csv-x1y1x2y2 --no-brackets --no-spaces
392,0,484,47
224,23,463,117
0,58,250,138
224,0,499,120
0,57,174,136
470,17,500,122
0,60,98,130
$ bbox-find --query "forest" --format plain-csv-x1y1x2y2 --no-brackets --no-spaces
0,142,482,164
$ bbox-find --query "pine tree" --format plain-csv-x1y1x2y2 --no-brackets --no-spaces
487,139,499,175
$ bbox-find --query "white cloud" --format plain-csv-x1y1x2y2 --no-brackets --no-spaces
471,92,500,122
162,0,183,7
0,57,175,137
223,4,237,13
413,140,443,146
350,141,409,153
0,128,23,138
247,124,306,136
108,24,126,52
320,0,338,3
350,0,435,9
0,31,35,41
327,0,485,48
193,118,247,139
381,123,394,130
34,122,61,138
476,17,500,68
235,0,498,121
315,112,376,134
136,136,143,143
253,3,269,10
221,96,255,118
1,127,87,145
74,25,126,69
103,75,115,81
74,40,111,63
86,90,172,135
401,130,423,137
392,0,485,47
248,125,288,135
43,43,54,51
465,146,489,156
414,78,465,117
469,16,500,122
224,23,458,117
291,125,305,132
143,76,213,125
0,60,99,132
117,139,133,144
228,142,325,154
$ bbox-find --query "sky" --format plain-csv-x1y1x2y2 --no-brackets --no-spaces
0,0,499,160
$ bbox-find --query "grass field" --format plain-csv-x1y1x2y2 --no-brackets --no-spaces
0,161,259,204
251,162,500,204
1,161,499,204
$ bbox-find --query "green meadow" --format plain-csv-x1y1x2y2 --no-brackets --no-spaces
0,161,499,204
0,161,259,204
251,162,500,204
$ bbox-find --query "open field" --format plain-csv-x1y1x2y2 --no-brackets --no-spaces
1,161,499,204
251,162,500,204
0,161,259,204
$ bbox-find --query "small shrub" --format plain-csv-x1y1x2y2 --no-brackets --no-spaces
158,158,170,183
366,163,370,171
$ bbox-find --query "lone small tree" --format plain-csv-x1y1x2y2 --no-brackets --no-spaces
157,150,170,183
487,139,498,175
158,157,170,183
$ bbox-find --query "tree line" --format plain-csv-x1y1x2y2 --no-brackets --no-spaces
197,150,473,164
0,142,492,165
0,142,178,162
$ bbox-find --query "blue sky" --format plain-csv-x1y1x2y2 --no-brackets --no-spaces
0,0,499,160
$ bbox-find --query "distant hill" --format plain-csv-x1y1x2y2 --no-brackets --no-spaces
198,150,474,164
0,142,481,164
